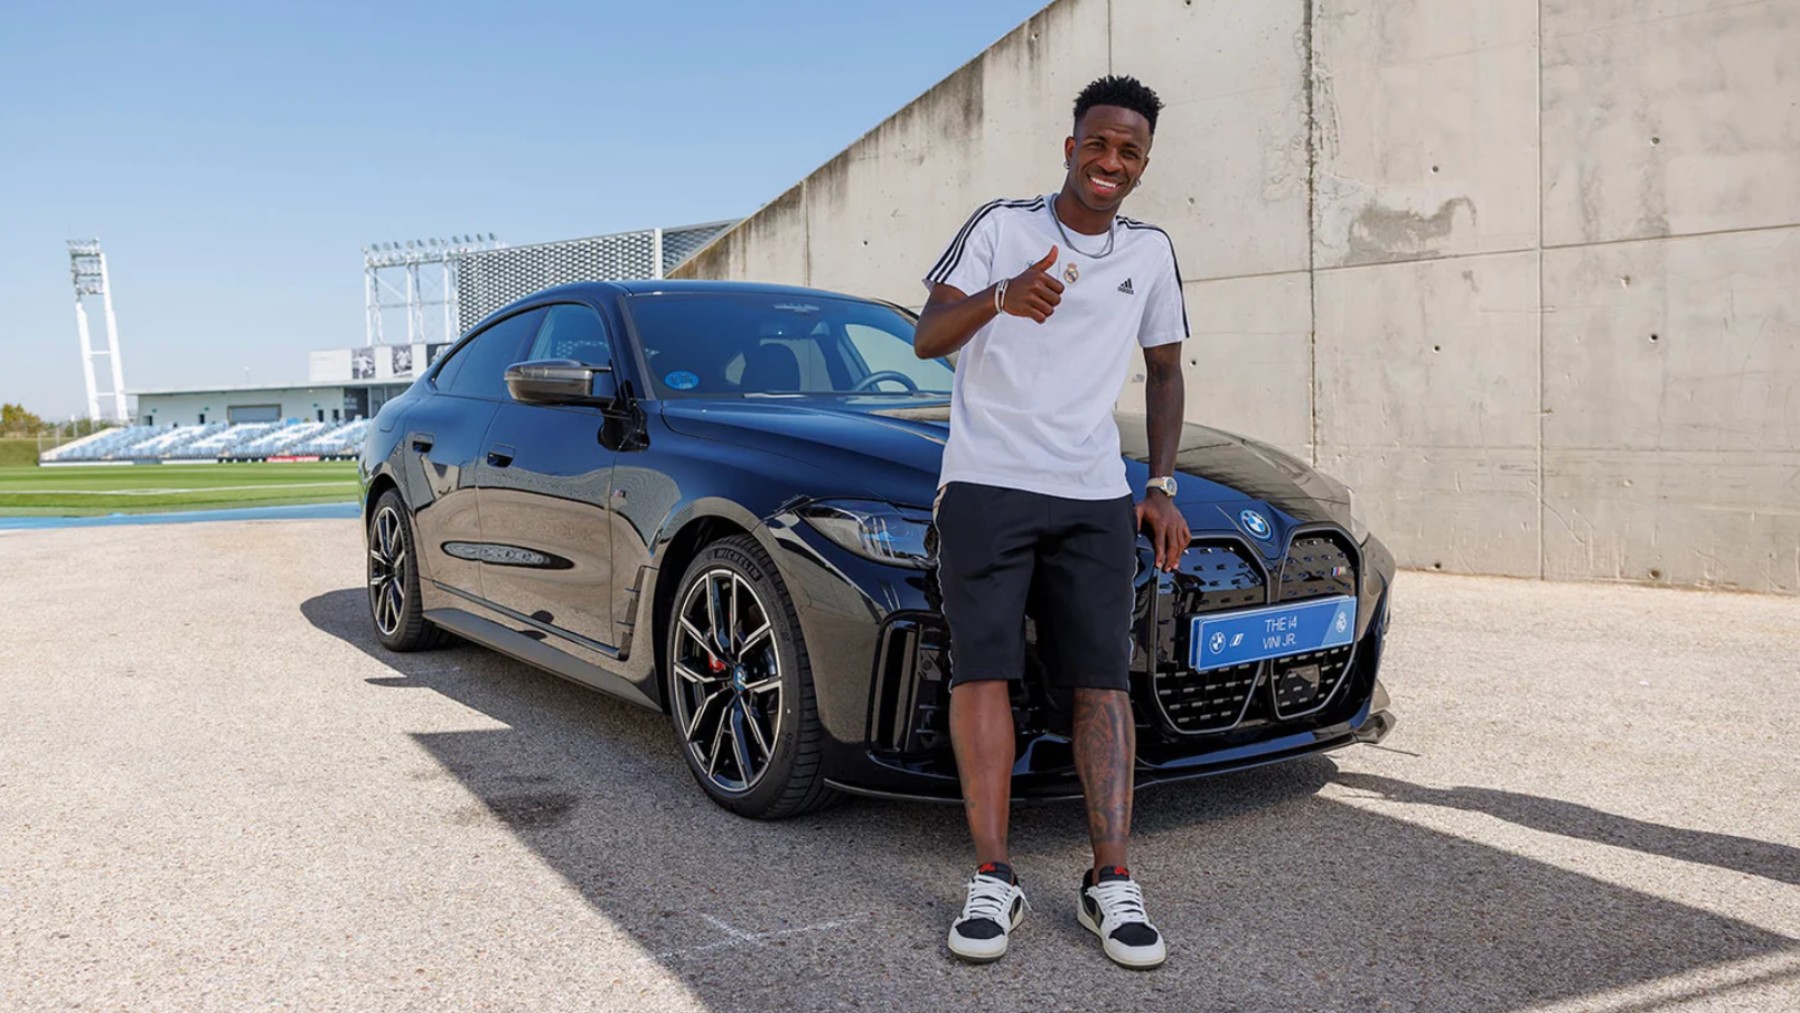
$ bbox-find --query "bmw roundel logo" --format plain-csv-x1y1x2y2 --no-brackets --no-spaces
1240,509,1273,541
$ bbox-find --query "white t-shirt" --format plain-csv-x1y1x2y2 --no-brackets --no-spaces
922,194,1188,500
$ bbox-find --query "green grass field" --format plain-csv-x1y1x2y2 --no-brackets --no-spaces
0,438,43,468
0,461,361,516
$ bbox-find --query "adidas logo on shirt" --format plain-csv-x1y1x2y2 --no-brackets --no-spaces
1117,278,1135,295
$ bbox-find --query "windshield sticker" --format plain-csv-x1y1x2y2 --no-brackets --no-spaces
772,303,820,314
665,370,699,390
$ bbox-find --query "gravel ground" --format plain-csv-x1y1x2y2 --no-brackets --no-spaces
1,519,1796,1012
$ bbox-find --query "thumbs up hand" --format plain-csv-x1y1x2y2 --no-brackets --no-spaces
1000,245,1065,323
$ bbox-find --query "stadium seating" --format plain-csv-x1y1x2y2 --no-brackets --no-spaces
288,419,372,456
39,419,371,463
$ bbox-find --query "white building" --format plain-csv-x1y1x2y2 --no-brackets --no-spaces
130,378,414,428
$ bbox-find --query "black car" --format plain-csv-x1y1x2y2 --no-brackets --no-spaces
360,280,1396,819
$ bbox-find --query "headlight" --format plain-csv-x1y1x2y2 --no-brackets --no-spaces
798,500,934,569
1346,492,1370,544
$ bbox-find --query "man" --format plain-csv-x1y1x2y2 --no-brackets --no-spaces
913,75,1191,969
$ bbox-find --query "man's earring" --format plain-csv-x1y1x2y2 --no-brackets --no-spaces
1064,159,1071,169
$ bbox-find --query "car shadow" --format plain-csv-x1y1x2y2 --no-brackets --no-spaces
1333,772,1800,887
302,588,1798,1011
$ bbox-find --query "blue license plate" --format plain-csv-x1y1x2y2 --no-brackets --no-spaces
1188,596,1357,671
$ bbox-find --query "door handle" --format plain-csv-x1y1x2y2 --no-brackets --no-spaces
486,444,515,468
410,433,434,453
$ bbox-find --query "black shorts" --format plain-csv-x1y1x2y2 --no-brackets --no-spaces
933,481,1138,692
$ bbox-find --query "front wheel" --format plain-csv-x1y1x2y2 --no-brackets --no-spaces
666,535,839,819
367,489,449,652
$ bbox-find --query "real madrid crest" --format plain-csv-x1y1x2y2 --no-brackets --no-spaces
1063,262,1080,285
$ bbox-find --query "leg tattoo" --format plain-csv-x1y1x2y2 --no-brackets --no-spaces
1074,687,1135,872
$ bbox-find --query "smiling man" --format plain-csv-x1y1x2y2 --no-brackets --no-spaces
912,75,1191,969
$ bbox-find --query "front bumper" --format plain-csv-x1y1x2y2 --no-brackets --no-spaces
772,512,1398,802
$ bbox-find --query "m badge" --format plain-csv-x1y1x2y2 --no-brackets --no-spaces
1117,278,1134,295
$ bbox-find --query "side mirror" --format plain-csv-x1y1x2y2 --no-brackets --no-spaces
504,359,617,407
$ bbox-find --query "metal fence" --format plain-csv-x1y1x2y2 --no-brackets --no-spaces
456,221,735,334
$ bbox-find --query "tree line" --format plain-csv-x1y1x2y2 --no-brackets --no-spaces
1,403,117,439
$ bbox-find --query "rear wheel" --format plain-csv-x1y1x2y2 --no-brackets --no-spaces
666,535,839,819
367,489,449,652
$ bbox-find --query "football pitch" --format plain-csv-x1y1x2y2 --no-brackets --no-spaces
0,461,361,516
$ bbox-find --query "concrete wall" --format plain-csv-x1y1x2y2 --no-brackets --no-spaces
676,0,1800,594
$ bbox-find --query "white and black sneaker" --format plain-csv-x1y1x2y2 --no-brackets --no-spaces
947,861,1028,963
1078,866,1166,969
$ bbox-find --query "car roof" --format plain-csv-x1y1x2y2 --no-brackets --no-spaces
525,279,880,302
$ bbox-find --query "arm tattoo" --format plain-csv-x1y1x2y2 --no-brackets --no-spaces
1073,688,1136,859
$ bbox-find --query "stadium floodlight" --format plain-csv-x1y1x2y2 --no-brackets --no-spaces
66,238,128,422
363,228,499,346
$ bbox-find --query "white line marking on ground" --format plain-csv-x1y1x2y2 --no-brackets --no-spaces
5,481,357,496
641,916,865,962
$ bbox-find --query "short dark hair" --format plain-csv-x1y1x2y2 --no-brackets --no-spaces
1073,75,1163,135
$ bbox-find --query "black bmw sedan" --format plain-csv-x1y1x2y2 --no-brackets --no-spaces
360,280,1396,819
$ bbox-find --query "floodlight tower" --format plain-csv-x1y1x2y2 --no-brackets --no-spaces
362,232,502,346
67,239,128,422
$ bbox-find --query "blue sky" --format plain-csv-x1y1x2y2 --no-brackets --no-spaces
0,0,1050,419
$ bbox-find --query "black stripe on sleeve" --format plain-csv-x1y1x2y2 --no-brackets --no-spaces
926,197,1044,287
1120,218,1189,337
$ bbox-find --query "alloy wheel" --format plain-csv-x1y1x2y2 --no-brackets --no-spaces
368,505,407,637
671,568,782,793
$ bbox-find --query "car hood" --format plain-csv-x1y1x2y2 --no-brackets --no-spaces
657,398,1353,526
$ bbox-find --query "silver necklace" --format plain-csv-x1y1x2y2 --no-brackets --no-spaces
1049,197,1117,259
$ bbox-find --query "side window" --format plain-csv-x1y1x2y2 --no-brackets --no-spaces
527,304,612,366
439,308,548,400
844,323,925,376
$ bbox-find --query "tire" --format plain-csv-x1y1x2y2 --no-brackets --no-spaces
367,489,449,652
665,534,840,819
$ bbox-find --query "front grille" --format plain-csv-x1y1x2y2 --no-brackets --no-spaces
1278,534,1357,601
1270,531,1359,718
1154,660,1260,731
1149,541,1268,734
1270,644,1354,719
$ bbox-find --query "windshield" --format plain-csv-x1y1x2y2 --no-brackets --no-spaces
622,291,954,399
